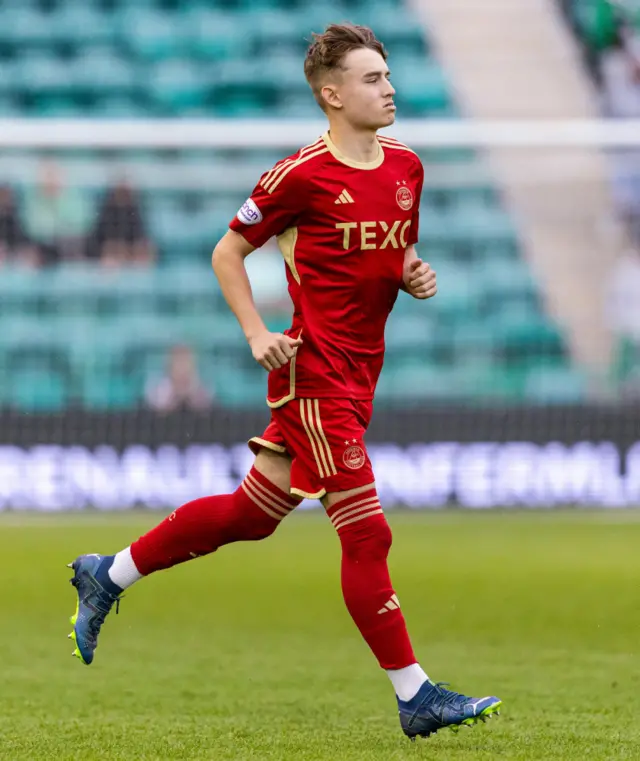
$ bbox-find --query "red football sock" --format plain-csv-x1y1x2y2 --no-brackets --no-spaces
327,489,417,670
130,466,300,576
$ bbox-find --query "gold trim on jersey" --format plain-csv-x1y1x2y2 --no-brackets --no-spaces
377,136,417,155
276,226,300,285
265,329,302,409
260,138,323,191
263,146,329,194
322,131,384,170
248,437,287,455
291,486,327,500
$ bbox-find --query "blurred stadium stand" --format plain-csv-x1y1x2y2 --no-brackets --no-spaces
0,0,634,412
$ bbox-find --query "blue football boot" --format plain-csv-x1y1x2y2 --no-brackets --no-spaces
67,554,123,665
398,679,502,740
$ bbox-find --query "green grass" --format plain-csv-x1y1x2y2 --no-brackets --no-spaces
1,509,639,760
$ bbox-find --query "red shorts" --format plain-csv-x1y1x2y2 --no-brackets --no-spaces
248,398,375,499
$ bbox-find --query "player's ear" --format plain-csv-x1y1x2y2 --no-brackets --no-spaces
321,84,343,110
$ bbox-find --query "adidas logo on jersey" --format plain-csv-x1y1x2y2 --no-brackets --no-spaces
377,594,401,614
334,189,355,205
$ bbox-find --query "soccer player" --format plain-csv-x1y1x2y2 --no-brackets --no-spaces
67,23,502,740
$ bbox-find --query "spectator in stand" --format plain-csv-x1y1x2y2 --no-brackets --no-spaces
606,242,640,398
88,179,156,268
569,0,640,232
145,344,213,413
22,158,93,263
0,185,41,268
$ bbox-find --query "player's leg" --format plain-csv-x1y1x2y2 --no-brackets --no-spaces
121,448,297,579
322,483,424,692
281,398,501,739
67,440,301,664
273,399,423,679
323,483,501,739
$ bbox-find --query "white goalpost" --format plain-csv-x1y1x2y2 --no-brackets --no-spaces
1,118,640,148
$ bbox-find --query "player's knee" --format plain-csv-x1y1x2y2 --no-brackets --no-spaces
253,448,292,494
340,514,392,561
227,486,281,542
367,515,393,557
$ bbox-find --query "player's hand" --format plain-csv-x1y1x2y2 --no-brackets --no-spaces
249,330,303,371
404,258,437,300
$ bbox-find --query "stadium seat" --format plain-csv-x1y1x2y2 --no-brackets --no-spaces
46,5,117,48
149,200,221,258
212,367,267,408
478,260,540,317
148,59,208,113
390,60,450,114
524,366,587,404
377,362,467,403
80,369,143,411
0,95,19,117
492,317,568,370
183,9,251,61
15,54,76,97
5,368,69,412
250,9,308,52
0,60,17,97
355,0,429,47
0,8,51,48
72,50,138,97
119,8,187,62
88,95,152,118
426,261,482,326
47,265,118,312
384,313,440,358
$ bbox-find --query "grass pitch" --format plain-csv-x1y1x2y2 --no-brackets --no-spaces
0,509,639,760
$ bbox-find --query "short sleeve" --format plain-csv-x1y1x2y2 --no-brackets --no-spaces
407,157,424,246
229,161,307,249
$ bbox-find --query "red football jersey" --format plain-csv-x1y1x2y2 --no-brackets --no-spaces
229,130,424,407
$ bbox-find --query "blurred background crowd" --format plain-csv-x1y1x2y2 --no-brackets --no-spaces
1,0,640,414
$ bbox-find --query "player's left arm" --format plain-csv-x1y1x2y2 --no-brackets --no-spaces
400,157,436,300
401,245,437,300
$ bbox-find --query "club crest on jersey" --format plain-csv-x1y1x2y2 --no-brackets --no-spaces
396,181,413,211
237,198,263,225
343,444,366,470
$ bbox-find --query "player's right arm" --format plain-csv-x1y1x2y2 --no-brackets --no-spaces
212,156,308,371
211,231,301,371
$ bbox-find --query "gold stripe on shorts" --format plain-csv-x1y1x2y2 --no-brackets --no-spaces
311,399,338,476
299,399,326,478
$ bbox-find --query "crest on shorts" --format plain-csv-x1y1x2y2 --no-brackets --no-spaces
343,443,366,470
396,180,413,211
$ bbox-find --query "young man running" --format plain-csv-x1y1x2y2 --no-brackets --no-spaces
67,23,502,740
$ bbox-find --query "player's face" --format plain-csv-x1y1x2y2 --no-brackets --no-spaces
325,48,396,130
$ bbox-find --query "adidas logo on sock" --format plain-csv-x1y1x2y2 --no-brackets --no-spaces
377,594,400,614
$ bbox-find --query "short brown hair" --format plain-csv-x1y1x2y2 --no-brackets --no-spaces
304,23,388,111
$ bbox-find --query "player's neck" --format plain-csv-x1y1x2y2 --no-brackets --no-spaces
326,125,380,164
